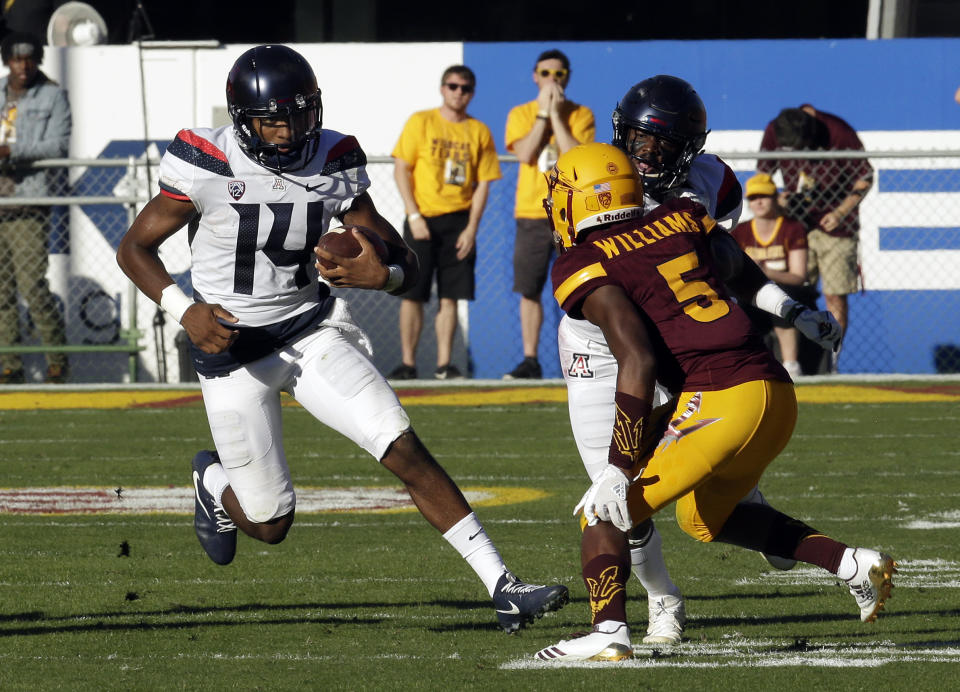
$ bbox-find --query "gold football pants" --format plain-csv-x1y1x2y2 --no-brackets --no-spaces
626,379,797,542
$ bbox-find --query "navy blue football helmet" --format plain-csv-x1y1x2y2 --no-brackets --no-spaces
226,44,323,172
611,75,708,196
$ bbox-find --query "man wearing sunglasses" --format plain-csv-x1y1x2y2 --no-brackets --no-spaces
389,65,501,380
503,49,594,380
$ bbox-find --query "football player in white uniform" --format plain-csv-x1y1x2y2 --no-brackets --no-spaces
557,76,840,645
116,44,567,634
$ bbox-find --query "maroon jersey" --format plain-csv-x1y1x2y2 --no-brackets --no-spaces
551,198,788,393
731,215,807,275
757,106,872,239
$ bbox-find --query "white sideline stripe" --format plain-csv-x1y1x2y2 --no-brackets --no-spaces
906,520,960,529
737,559,960,589
507,639,960,669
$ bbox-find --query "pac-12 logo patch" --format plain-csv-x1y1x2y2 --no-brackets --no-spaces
227,180,245,200
567,353,594,378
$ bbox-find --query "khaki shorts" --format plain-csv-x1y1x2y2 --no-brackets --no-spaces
512,217,555,298
807,229,860,296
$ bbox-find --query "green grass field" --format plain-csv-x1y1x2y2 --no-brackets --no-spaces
1,383,959,690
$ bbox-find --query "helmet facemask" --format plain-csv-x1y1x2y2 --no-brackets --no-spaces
612,113,705,196
611,76,710,197
234,93,323,173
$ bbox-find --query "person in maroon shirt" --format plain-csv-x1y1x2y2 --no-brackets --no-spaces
757,106,873,368
732,173,818,378
534,143,895,663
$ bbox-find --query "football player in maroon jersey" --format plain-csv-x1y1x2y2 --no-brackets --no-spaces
534,143,895,662
561,76,785,647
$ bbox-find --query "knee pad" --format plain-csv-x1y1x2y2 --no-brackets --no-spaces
627,518,655,548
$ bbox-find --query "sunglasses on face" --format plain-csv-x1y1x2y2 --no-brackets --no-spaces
444,82,474,93
538,68,568,79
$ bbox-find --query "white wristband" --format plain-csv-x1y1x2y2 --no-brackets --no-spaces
406,212,422,221
383,264,405,293
159,283,194,324
752,281,796,320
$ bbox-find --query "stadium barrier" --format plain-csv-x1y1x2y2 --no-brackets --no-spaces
1,150,957,383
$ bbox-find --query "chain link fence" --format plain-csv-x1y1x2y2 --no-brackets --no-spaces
1,149,957,384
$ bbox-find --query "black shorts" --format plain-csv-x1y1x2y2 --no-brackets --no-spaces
401,210,475,302
512,217,555,298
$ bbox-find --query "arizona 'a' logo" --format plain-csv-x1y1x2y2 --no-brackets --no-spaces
227,180,245,200
567,353,594,378
272,178,286,191
586,565,625,618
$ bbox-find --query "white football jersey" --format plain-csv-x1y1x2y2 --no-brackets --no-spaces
159,125,370,326
648,153,743,231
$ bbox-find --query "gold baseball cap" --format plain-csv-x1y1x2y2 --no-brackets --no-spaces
745,173,777,197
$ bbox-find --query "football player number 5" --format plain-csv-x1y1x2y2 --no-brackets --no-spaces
656,251,730,323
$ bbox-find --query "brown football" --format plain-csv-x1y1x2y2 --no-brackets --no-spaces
317,225,389,269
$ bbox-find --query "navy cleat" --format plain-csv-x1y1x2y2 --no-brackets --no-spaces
191,450,237,565
493,571,569,633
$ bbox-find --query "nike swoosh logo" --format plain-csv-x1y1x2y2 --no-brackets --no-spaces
192,471,211,520
305,183,323,192
496,601,520,615
468,529,483,541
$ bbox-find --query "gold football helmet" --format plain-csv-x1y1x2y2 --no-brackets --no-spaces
543,142,644,251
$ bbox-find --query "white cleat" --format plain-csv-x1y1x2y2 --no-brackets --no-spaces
535,623,632,662
845,548,897,622
740,486,798,571
642,593,685,645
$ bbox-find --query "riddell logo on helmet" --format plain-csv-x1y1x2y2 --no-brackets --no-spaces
594,208,642,225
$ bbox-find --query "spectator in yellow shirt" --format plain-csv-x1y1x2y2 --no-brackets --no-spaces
389,65,501,380
503,49,594,379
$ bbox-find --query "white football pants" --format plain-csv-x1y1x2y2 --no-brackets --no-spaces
199,307,410,524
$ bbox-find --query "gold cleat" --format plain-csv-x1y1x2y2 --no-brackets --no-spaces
536,625,633,662
845,548,897,622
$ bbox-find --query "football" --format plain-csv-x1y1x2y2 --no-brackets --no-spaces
316,225,389,269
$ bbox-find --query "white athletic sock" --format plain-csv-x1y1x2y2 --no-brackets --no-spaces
837,547,858,580
442,512,507,597
201,461,230,507
630,525,681,598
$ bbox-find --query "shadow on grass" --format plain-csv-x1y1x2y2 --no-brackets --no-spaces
4,595,951,639
0,598,502,637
